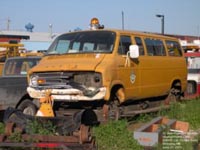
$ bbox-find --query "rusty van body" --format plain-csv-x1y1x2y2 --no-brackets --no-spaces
27,29,187,121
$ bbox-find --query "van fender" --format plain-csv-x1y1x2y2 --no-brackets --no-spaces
105,80,126,103
170,78,182,91
165,79,182,104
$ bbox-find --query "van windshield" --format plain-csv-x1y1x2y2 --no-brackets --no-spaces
47,31,116,54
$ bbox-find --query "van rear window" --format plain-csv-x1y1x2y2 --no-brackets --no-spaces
144,38,166,56
166,40,182,56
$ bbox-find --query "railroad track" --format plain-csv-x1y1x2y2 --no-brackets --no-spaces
0,107,96,150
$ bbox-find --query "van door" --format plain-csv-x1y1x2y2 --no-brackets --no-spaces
116,35,140,100
139,37,169,97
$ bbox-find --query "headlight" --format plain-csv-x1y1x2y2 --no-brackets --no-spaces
94,73,101,83
30,75,39,87
74,72,102,88
30,75,46,87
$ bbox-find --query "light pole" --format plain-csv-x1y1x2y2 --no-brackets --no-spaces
156,14,164,34
122,11,124,30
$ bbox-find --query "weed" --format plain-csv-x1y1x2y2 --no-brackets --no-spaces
8,131,23,142
26,119,56,135
0,122,5,134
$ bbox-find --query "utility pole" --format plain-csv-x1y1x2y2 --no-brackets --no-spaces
198,25,200,42
7,18,10,30
49,24,53,38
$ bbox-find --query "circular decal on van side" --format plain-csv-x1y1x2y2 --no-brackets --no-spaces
96,54,100,58
130,71,136,84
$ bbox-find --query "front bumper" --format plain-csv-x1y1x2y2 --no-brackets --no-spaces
27,87,106,101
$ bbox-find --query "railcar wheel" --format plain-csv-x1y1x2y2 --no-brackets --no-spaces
103,100,121,121
164,86,181,105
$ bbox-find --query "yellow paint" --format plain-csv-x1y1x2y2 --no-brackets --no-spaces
36,103,54,117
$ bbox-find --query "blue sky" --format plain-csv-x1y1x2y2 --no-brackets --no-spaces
1,0,200,36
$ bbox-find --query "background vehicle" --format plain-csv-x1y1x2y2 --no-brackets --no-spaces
0,42,24,75
0,56,41,115
185,52,200,98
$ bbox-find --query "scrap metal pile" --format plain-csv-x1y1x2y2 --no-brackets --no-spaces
0,107,96,150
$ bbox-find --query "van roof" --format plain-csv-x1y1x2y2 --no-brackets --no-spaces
64,29,178,40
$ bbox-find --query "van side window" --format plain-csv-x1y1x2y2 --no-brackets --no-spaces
166,41,182,56
83,43,94,52
144,38,166,56
56,40,70,54
135,37,145,55
118,36,131,55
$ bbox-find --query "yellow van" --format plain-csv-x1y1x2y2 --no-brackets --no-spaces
27,27,187,121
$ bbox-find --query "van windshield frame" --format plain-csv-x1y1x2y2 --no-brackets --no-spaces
47,31,116,54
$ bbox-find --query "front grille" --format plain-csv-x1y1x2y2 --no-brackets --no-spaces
33,71,102,89
37,72,75,88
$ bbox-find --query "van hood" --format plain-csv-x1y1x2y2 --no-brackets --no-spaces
30,53,105,73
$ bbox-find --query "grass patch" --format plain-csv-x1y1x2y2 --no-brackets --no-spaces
93,120,142,150
4,120,56,143
158,99,200,129
93,99,200,149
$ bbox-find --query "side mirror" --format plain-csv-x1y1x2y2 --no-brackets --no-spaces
129,45,139,58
